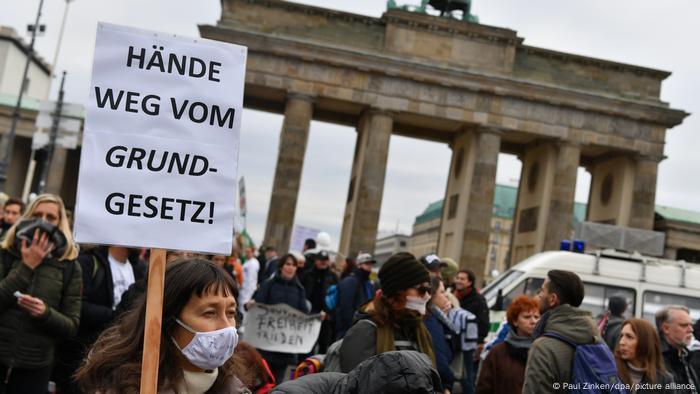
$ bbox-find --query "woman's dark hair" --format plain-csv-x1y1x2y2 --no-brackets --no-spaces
371,290,409,328
276,253,298,275
341,256,356,279
75,258,252,393
235,342,275,390
615,319,667,386
546,270,585,307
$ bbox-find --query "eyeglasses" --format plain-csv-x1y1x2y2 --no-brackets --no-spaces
413,284,432,295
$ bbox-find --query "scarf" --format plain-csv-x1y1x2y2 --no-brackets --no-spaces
376,314,437,367
505,326,534,350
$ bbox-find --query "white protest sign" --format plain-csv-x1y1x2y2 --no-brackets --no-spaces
290,225,321,252
74,23,246,254
242,303,322,354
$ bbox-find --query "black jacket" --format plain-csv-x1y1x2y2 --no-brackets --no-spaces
255,275,309,313
661,337,700,393
457,288,490,343
302,267,338,314
603,313,625,351
78,247,146,336
272,351,442,394
336,268,373,338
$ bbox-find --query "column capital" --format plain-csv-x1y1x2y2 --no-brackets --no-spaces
633,153,666,164
365,106,395,118
555,138,582,149
286,91,316,103
476,125,506,136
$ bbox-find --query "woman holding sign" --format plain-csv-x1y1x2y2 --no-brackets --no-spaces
251,253,310,384
0,194,81,394
76,258,252,393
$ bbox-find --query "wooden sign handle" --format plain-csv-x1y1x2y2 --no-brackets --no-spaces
140,248,167,393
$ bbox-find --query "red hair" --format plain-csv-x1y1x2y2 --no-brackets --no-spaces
506,295,539,327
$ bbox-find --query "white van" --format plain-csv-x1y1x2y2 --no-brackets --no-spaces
482,249,700,331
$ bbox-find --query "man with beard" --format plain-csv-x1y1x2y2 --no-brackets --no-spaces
656,305,700,393
522,270,601,394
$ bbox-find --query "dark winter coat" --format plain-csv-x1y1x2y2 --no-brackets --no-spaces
476,340,529,394
0,248,82,369
302,267,338,314
270,372,345,394
336,268,373,338
457,288,490,343
255,275,309,313
661,337,700,393
522,304,601,394
273,351,442,394
77,247,146,336
629,369,676,394
338,307,423,373
424,306,456,389
603,313,625,351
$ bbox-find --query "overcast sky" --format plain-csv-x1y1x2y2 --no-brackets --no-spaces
2,0,698,251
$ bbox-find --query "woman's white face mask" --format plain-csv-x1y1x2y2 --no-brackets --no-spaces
171,318,238,371
405,293,431,315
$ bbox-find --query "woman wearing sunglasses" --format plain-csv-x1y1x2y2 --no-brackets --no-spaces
338,252,436,373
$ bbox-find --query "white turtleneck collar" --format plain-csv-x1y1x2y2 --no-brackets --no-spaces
174,368,219,394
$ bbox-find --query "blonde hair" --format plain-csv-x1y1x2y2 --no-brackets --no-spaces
1,194,78,261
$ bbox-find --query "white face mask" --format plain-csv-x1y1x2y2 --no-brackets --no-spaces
171,318,238,371
405,293,431,315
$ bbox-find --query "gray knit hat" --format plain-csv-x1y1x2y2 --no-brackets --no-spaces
379,252,430,296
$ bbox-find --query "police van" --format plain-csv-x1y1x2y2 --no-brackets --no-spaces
482,249,700,328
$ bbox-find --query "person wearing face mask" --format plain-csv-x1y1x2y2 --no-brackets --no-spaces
338,252,436,373
0,194,81,394
75,258,252,393
655,305,700,393
616,318,675,394
476,295,540,394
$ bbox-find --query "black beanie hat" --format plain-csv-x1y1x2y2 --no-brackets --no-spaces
379,252,430,296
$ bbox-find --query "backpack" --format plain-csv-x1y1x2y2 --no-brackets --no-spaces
326,274,368,312
325,284,339,311
323,319,379,373
542,332,626,394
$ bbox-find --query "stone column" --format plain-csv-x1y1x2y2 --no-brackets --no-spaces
437,127,501,283
263,93,313,252
46,147,68,195
587,155,636,226
629,155,662,230
510,141,580,263
543,142,581,250
338,109,393,257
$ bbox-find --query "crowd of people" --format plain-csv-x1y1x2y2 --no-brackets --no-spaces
0,193,699,394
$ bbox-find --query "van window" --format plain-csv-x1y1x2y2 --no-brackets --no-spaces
483,270,524,305
580,283,635,320
642,291,700,322
502,277,544,309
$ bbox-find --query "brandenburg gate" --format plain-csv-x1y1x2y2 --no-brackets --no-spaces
200,0,687,280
